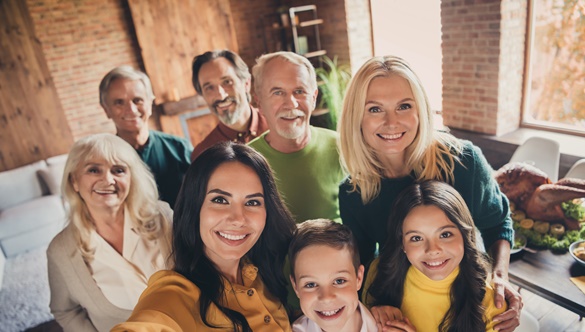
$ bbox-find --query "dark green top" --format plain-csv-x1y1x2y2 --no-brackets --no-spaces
339,140,514,266
137,130,192,209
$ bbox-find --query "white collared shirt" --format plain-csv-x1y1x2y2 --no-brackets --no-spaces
292,301,378,332
88,208,165,310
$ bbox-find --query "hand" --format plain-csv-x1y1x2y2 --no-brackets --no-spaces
384,317,417,332
371,305,403,331
492,277,523,332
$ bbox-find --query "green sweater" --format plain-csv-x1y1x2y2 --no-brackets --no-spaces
339,140,514,265
248,126,344,223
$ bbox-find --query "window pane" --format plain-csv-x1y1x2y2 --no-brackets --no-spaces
524,0,585,134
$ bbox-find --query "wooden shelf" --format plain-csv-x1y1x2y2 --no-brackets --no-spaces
303,50,327,58
298,19,323,28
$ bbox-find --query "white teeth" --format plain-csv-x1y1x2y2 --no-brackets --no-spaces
94,190,115,194
425,260,446,267
379,133,403,139
319,308,341,316
217,100,233,107
218,232,246,241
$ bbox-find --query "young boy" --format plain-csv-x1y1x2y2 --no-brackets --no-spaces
288,219,377,332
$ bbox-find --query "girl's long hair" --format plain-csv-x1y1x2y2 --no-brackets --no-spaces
172,141,296,331
368,181,490,332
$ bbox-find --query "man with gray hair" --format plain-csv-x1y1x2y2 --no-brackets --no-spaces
190,49,269,160
249,52,344,223
99,66,192,208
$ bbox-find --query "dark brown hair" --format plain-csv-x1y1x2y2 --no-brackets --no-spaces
288,219,361,280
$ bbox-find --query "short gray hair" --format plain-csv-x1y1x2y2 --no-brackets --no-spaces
99,66,155,108
252,52,317,95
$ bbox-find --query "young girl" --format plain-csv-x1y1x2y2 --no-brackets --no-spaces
366,180,506,332
111,142,296,331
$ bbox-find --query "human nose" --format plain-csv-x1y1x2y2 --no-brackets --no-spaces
123,101,139,115
283,93,299,109
318,285,335,301
227,204,245,225
217,85,229,100
384,110,398,125
101,171,115,185
425,239,441,255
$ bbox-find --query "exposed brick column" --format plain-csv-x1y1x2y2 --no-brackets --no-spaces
27,0,142,140
441,0,527,136
345,0,373,73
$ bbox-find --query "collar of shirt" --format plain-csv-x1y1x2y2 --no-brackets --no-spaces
217,107,261,142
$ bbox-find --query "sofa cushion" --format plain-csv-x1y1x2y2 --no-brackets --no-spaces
0,195,66,240
0,161,47,210
38,154,68,196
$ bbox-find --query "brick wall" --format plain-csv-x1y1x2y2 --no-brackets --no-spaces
441,0,527,136
345,0,372,73
26,0,142,140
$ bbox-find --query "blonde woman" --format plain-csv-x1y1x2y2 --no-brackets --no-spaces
338,56,521,332
47,133,173,331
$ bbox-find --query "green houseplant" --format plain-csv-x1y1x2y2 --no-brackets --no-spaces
315,55,351,129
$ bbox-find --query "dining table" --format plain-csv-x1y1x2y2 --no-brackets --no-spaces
508,248,585,318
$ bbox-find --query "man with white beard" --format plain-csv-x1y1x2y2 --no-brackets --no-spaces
249,52,344,223
190,50,269,160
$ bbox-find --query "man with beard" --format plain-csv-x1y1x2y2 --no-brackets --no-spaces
99,66,192,208
190,50,269,160
249,52,344,223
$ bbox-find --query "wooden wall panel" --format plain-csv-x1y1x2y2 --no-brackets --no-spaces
0,0,73,172
127,0,239,104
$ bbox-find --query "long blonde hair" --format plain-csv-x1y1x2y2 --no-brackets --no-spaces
62,133,166,260
338,55,462,203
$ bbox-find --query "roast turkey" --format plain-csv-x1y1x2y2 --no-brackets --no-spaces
494,162,585,230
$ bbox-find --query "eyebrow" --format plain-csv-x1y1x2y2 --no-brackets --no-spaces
404,224,457,236
297,269,352,280
207,188,264,199
365,97,415,105
202,75,232,87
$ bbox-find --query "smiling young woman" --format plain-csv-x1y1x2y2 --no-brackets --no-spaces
112,141,297,332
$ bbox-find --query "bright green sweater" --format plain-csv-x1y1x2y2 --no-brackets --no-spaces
339,140,514,265
248,126,344,223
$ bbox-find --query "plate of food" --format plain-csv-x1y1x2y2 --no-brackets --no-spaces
511,234,527,254
569,240,585,267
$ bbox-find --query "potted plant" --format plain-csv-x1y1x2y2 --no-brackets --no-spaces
315,55,351,129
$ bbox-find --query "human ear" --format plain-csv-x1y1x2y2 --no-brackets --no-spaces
70,174,79,193
290,275,301,298
356,264,365,291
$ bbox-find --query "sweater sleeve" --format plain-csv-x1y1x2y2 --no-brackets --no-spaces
339,180,377,266
465,143,514,249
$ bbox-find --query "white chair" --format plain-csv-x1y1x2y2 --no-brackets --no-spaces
510,137,560,182
565,159,585,180
515,310,540,332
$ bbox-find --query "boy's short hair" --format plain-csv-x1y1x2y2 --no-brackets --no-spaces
289,219,361,280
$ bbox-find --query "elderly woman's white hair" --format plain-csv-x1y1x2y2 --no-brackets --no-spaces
62,133,163,259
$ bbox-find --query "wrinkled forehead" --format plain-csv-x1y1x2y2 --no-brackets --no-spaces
106,78,149,100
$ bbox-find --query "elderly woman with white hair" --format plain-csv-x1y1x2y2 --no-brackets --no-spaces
47,133,173,332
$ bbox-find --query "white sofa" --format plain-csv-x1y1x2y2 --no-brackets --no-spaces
0,155,68,260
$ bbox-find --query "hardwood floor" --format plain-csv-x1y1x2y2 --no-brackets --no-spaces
520,288,585,331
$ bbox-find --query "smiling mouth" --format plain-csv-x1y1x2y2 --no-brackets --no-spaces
377,132,404,140
315,306,345,319
423,259,449,268
94,189,116,194
214,97,235,109
217,231,248,241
